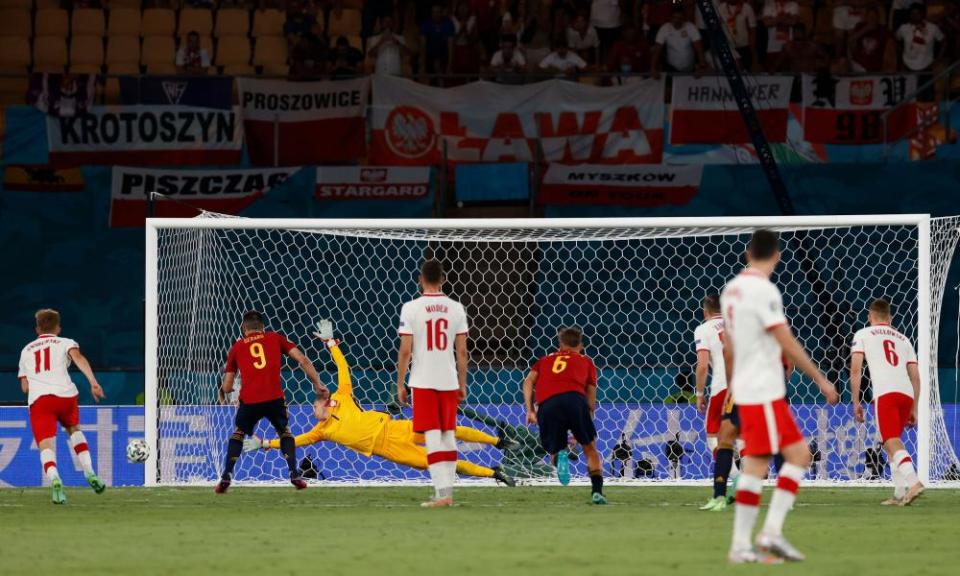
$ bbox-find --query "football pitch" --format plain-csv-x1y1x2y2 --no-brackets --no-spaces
1,486,957,576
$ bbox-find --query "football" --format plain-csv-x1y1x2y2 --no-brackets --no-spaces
126,439,149,463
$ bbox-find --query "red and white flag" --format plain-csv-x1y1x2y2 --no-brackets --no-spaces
109,166,299,226
315,166,432,200
371,76,664,165
238,77,370,166
802,74,916,144
46,106,242,166
539,164,702,206
670,76,793,145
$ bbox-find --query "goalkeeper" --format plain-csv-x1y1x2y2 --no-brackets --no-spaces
246,322,516,486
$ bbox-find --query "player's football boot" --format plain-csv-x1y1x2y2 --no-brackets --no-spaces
214,474,231,494
556,450,571,486
290,476,308,490
755,533,806,562
591,492,608,505
492,467,516,487
728,548,783,565
899,482,925,506
86,473,106,494
881,497,903,506
420,497,454,508
51,478,67,505
699,496,724,511
709,498,728,512
495,436,518,451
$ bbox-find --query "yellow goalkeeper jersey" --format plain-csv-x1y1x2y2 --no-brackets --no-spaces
267,344,390,456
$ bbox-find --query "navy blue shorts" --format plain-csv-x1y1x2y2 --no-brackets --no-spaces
536,392,597,455
722,404,740,429
234,398,290,436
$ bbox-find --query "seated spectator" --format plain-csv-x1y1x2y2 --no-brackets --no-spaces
718,0,758,71
176,32,211,75
329,36,365,79
285,0,319,44
289,34,328,80
450,1,482,82
761,0,799,71
566,11,601,64
891,0,924,33
490,34,527,81
606,23,650,75
776,23,827,73
539,36,588,77
420,3,456,80
832,0,866,55
848,5,889,72
368,16,411,76
896,4,945,73
590,0,623,55
643,0,675,38
651,6,706,77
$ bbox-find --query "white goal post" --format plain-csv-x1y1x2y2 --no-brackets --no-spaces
144,215,960,487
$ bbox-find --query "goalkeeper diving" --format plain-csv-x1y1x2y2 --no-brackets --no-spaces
245,321,517,486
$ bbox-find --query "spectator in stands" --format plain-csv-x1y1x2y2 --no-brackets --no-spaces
539,36,588,77
329,36,365,79
717,0,758,71
450,1,482,83
490,33,527,81
760,0,799,71
777,22,827,73
567,11,601,64
606,23,650,76
368,15,411,75
590,0,623,56
285,0,320,44
832,0,866,55
896,4,946,73
420,3,456,81
651,5,706,78
473,0,503,56
891,0,924,33
362,0,396,39
176,32,211,75
289,34,328,80
643,0,676,39
848,5,889,72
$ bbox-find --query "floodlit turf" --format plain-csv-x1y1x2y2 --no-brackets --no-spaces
1,486,957,576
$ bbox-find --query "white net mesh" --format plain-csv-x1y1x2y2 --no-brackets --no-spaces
151,217,960,485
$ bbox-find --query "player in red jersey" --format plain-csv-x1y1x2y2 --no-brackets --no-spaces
216,311,325,493
523,327,605,504
18,309,106,504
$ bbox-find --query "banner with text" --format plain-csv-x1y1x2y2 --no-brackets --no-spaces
109,166,300,226
46,105,243,166
119,76,233,110
670,76,793,145
540,164,702,206
371,76,664,165
802,74,917,144
238,77,370,166
315,166,431,200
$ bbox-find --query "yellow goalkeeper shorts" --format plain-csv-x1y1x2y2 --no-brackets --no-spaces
372,420,429,470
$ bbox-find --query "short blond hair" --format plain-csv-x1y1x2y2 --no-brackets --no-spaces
870,298,892,320
35,309,61,333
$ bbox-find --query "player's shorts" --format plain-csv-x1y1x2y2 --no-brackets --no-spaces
738,398,803,457
234,397,289,436
875,392,914,442
706,389,728,435
536,391,597,455
721,391,740,429
373,420,430,470
412,388,458,432
29,394,80,443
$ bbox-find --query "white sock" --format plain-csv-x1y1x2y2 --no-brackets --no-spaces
441,430,458,492
892,467,906,499
707,436,719,452
69,431,95,476
40,448,60,482
732,473,763,552
762,462,805,536
893,450,919,487
424,429,452,499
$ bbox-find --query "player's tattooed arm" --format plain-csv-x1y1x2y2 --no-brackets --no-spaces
455,333,469,401
68,348,105,402
523,370,539,424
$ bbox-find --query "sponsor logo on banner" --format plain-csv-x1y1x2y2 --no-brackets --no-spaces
237,77,370,166
371,76,664,165
46,106,243,166
109,166,299,226
3,165,85,192
670,76,793,145
802,74,916,144
539,164,702,206
315,166,431,199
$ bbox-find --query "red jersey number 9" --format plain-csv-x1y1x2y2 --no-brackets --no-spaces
551,355,569,374
250,342,267,369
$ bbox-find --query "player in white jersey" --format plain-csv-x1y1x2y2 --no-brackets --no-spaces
694,293,740,511
850,298,923,506
17,309,106,504
721,231,838,564
396,259,469,508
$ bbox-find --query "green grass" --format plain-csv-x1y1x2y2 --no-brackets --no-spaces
1,486,957,576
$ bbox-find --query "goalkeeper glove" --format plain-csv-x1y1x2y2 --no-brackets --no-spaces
242,436,268,453
314,319,334,341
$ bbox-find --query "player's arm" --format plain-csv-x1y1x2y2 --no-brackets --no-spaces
396,334,413,405
586,384,597,417
722,335,734,393
68,348,105,402
770,325,838,404
694,349,710,414
287,347,327,398
327,341,352,397
523,369,539,424
849,350,865,422
220,371,236,405
907,358,921,426
19,376,28,395
455,332,468,401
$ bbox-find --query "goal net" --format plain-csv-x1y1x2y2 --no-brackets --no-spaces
145,215,960,486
